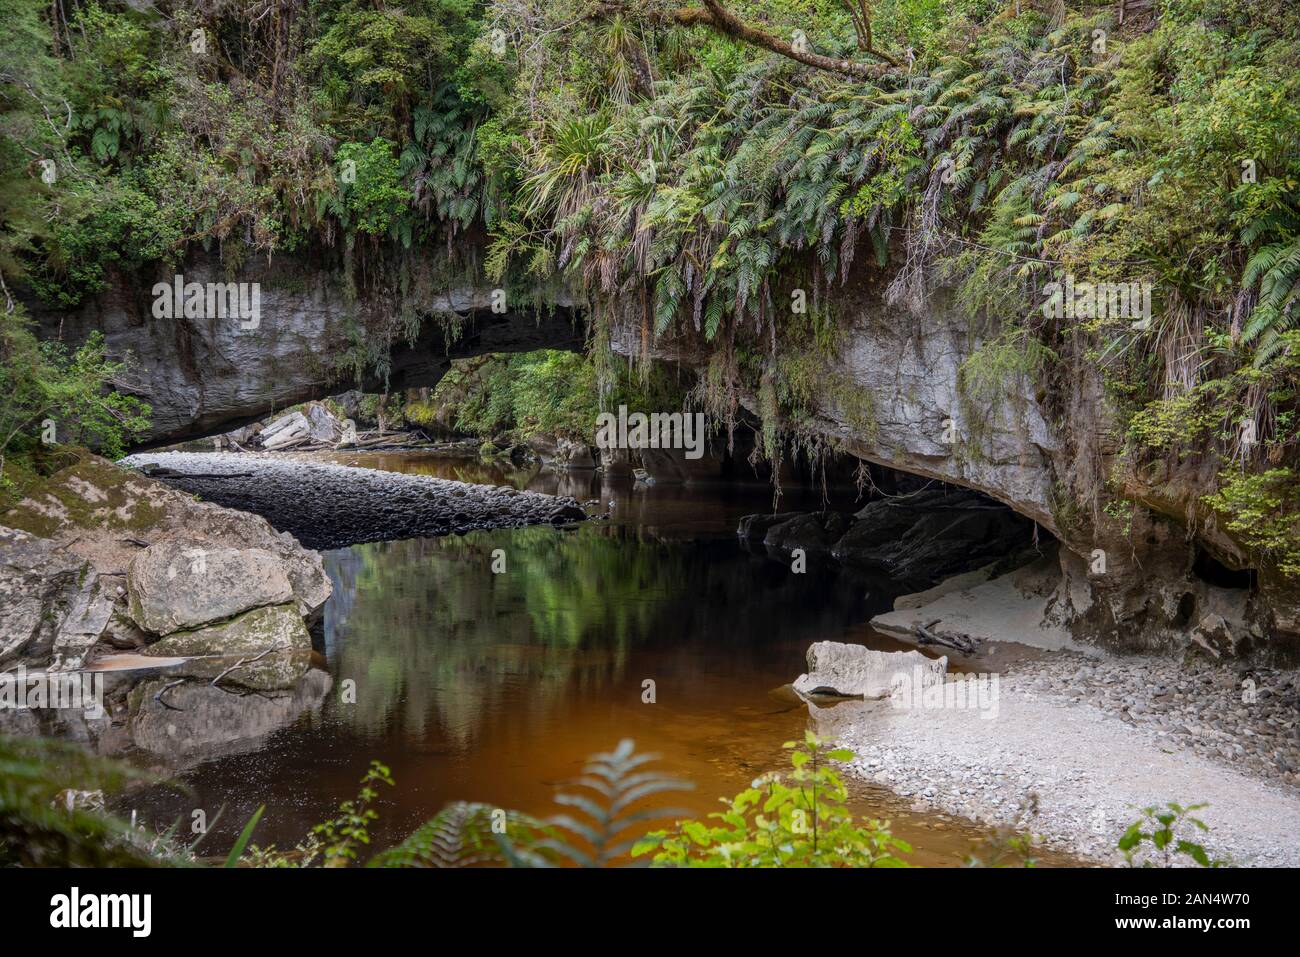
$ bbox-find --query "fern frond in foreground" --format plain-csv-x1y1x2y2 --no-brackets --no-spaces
370,739,692,868
369,802,550,868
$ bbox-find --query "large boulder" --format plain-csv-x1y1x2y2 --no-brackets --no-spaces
634,446,721,484
555,437,597,469
737,512,805,543
832,489,1035,589
0,526,101,668
763,512,853,556
303,402,346,442
1,453,330,671
739,489,1034,586
127,543,294,635
793,640,947,700
526,434,597,470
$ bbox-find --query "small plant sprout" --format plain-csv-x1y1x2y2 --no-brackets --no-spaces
1117,803,1223,868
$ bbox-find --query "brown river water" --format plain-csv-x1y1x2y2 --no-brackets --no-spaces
124,452,1079,866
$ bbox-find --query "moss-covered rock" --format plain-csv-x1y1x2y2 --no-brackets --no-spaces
143,604,312,691
0,453,329,671
3,452,330,618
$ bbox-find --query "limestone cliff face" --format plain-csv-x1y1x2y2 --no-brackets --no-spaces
806,287,1060,532
612,282,1291,658
27,250,583,445
30,254,1295,656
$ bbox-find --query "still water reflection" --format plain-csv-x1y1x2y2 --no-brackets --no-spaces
128,453,1070,866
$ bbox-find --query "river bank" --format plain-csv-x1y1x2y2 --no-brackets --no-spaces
814,649,1300,866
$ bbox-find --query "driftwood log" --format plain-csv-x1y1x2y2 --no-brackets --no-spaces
912,619,981,656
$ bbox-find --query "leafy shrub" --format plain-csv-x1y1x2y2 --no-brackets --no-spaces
426,349,687,443
633,732,912,867
247,760,394,868
1205,468,1300,577
0,309,151,503
311,760,394,867
331,139,412,237
1118,802,1223,867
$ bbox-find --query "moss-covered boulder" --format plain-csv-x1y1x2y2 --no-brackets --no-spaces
3,452,330,616
0,452,330,671
143,604,312,691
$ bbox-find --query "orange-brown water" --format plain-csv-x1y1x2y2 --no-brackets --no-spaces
125,452,1081,866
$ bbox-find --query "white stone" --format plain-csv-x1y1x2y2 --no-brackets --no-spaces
793,640,947,699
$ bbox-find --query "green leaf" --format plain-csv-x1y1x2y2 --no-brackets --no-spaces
224,806,264,868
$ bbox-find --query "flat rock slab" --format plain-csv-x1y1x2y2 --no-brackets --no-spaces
872,557,1092,654
794,640,947,700
121,451,589,550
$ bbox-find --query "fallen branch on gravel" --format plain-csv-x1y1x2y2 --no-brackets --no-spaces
914,619,980,656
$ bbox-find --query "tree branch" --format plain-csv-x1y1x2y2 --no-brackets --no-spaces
686,1,897,76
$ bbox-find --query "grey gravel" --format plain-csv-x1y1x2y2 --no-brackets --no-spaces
813,652,1300,866
121,451,588,549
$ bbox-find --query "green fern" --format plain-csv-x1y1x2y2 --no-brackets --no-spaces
531,739,693,867
370,740,691,869
1242,238,1300,364
369,802,550,868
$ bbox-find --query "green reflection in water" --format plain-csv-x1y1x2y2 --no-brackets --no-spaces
324,524,699,747
322,520,864,753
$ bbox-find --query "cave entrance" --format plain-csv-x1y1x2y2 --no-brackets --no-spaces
192,348,1053,603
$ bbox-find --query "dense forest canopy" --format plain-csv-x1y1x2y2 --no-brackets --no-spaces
1,0,1298,580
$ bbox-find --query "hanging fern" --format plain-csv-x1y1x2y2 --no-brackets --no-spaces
1241,238,1300,365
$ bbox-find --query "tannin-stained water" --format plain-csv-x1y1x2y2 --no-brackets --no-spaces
125,452,1079,867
